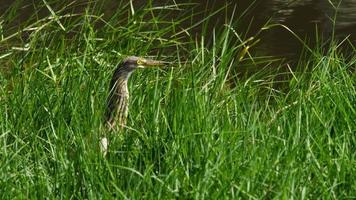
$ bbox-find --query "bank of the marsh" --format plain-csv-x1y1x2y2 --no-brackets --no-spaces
0,1,355,199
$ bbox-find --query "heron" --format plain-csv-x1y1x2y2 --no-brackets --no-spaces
100,56,167,155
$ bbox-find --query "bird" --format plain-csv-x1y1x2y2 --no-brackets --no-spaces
100,56,167,155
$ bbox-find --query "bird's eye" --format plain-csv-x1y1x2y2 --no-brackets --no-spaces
137,59,144,65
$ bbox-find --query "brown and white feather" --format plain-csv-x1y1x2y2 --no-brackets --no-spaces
105,70,130,129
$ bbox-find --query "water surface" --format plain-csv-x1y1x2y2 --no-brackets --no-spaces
1,0,355,61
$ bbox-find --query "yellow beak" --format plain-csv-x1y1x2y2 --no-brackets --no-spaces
137,58,169,68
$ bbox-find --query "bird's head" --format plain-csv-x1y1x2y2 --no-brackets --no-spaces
121,56,167,73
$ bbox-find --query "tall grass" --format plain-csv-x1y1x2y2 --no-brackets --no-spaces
0,1,355,199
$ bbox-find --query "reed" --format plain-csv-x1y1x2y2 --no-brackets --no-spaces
0,1,355,199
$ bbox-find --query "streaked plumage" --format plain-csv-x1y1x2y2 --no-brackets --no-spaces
100,56,167,155
105,67,130,129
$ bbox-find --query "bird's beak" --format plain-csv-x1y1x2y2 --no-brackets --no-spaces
137,58,169,68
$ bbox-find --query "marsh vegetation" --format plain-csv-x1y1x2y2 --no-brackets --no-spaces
0,1,355,199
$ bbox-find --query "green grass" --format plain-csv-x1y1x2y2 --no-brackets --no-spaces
0,1,355,199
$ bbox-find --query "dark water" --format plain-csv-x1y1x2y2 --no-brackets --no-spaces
1,0,355,60
176,0,356,60
244,0,356,59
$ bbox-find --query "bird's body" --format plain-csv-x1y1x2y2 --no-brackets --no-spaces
105,66,130,129
100,56,167,155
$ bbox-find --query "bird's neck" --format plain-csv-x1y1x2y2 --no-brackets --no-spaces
112,67,133,95
116,67,133,81
115,78,129,97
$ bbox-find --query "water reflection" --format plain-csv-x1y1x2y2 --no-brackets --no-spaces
255,0,356,58
1,0,355,60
